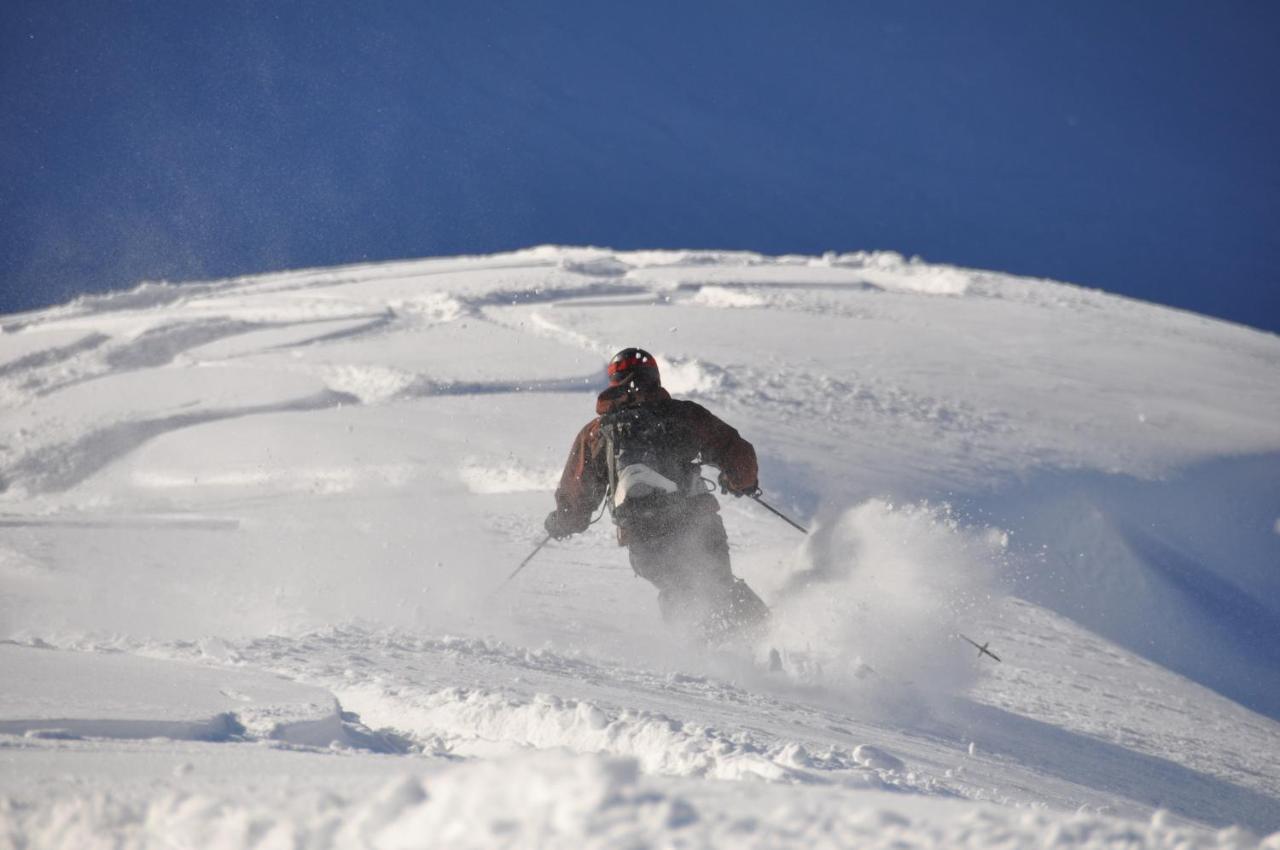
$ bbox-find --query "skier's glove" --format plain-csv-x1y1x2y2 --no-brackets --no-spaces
718,472,761,499
544,510,575,540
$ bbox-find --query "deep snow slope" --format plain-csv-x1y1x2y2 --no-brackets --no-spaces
1,247,1278,848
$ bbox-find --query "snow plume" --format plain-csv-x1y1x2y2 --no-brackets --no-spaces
769,499,1007,705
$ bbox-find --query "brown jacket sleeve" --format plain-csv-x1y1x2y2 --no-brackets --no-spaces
552,420,609,533
680,402,758,492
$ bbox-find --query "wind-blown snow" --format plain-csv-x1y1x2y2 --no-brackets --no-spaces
2,246,1279,848
769,499,1006,700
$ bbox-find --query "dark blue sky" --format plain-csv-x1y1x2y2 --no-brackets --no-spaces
3,1,1278,332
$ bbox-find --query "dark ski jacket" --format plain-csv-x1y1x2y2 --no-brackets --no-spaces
551,384,758,544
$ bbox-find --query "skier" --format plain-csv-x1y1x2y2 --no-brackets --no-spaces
544,347,771,645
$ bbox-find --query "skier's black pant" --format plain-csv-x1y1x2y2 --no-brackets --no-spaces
626,511,769,643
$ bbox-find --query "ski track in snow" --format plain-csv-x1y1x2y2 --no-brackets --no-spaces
2,246,1279,848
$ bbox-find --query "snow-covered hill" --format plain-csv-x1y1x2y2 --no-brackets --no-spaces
1,247,1278,848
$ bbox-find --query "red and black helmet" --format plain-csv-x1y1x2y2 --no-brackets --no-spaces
607,347,660,387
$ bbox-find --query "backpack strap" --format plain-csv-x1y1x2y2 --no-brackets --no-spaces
601,416,621,516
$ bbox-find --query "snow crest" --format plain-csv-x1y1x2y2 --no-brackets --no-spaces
336,682,887,786
5,750,1271,850
319,364,417,404
825,250,971,295
688,286,767,308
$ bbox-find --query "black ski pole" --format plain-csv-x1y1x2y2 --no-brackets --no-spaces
501,534,551,588
751,494,809,535
959,633,1002,662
